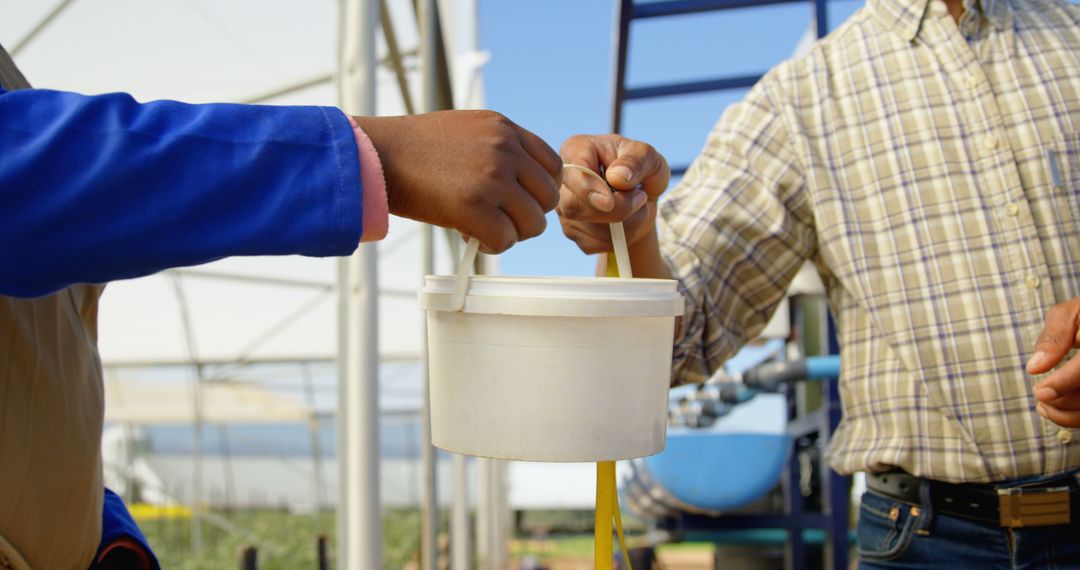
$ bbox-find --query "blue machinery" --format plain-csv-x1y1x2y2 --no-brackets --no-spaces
621,356,849,569
609,2,847,568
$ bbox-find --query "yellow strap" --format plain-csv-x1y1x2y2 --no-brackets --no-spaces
605,250,620,279
595,461,614,569
612,464,632,568
594,252,633,570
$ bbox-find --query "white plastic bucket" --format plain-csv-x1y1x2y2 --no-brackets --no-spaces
419,275,684,462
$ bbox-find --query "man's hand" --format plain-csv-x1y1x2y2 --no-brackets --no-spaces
1028,296,1080,427
354,110,561,254
557,134,669,254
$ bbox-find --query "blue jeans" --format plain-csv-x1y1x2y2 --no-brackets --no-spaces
857,475,1080,569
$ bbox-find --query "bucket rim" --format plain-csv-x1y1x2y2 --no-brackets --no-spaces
419,275,684,316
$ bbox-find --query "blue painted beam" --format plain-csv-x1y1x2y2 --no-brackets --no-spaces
814,0,829,37
624,73,761,100
631,0,807,19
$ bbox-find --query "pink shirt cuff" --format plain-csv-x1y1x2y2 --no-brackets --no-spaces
346,115,389,242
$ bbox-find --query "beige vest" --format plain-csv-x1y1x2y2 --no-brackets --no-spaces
1,45,106,570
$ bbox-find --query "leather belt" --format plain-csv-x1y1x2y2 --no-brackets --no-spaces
866,471,1080,528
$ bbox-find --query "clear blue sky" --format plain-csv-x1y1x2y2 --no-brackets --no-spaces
479,0,863,276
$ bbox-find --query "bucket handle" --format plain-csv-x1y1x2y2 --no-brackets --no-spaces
450,237,480,312
450,164,633,311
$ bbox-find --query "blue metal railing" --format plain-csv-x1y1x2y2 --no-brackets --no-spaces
610,0,831,175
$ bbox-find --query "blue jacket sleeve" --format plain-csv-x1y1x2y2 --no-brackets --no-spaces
0,87,363,298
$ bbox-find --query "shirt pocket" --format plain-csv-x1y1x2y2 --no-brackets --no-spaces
1048,134,1080,227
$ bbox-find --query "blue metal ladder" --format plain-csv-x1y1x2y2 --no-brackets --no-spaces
609,0,830,177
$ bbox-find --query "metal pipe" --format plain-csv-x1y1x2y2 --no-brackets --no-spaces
609,0,632,133
337,0,382,568
191,363,204,552
447,5,476,566
240,72,335,105
380,0,417,115
302,365,326,512
420,222,439,570
418,0,446,567
10,0,77,56
492,460,509,570
451,454,470,570
239,545,257,570
218,424,236,512
101,351,421,370
476,458,491,569
474,457,509,570
814,0,829,38
169,273,206,552
333,250,347,570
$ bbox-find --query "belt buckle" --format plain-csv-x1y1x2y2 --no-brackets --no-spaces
998,486,1071,528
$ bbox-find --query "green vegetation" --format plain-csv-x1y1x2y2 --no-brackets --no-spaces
136,509,425,570
136,508,712,568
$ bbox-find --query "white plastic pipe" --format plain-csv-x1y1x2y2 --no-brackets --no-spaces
476,458,491,569
420,223,439,570
337,0,381,568
419,0,440,567
451,453,470,570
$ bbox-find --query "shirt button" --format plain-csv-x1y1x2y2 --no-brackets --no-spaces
1058,429,1073,444
966,75,980,89
1005,203,1020,217
984,135,1000,150
1025,275,1041,290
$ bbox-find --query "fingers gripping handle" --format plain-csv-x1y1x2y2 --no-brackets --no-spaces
561,163,633,280
453,163,632,313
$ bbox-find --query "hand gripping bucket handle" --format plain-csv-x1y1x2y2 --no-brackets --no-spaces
451,163,633,313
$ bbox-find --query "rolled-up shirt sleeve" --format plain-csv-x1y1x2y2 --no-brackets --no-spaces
0,87,364,298
659,72,816,385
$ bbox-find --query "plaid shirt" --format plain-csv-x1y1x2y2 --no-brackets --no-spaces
660,0,1080,482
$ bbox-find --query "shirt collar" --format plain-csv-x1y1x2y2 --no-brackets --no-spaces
870,0,1011,42
869,0,931,41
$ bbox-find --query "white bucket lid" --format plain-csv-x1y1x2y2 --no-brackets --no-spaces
420,276,684,317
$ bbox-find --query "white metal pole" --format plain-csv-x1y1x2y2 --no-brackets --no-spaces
494,460,509,569
335,258,350,568
450,454,470,570
337,0,381,568
449,1,477,566
191,364,204,552
420,222,439,570
473,256,505,569
302,365,325,512
169,274,205,552
476,458,491,569
419,0,440,568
